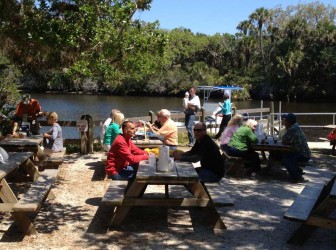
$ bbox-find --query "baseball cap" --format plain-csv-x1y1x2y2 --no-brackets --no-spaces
284,113,296,124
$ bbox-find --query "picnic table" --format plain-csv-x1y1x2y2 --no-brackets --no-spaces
0,135,44,155
0,151,58,236
102,160,234,230
251,137,291,160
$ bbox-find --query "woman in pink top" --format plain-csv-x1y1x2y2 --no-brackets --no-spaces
220,114,243,151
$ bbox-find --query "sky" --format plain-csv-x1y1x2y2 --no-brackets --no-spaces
136,0,336,35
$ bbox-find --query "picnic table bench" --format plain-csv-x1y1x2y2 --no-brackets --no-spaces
284,175,336,245
40,147,67,169
0,151,59,236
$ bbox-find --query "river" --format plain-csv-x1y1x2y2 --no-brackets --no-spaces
31,93,335,138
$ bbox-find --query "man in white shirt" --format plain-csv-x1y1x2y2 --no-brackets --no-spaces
184,86,201,146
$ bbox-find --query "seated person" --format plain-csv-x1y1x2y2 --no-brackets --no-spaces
102,110,124,152
146,109,178,150
12,94,43,136
173,122,224,182
225,119,261,177
43,112,63,152
281,113,311,182
220,114,243,151
106,121,149,180
101,109,114,145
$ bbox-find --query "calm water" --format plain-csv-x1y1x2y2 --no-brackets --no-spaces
32,93,335,138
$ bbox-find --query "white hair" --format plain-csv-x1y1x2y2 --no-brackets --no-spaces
158,109,171,118
245,119,258,129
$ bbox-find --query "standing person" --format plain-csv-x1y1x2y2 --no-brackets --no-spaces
219,114,243,151
12,94,43,136
184,86,201,147
43,112,63,152
281,113,311,183
225,119,261,177
106,121,149,180
173,122,224,182
214,93,232,139
103,110,124,152
146,109,178,150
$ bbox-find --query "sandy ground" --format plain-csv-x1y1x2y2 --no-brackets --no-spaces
0,142,336,249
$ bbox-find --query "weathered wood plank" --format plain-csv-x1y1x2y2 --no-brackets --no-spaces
203,182,234,207
175,161,198,181
0,152,34,179
12,169,59,212
101,180,128,206
284,181,326,222
121,197,211,207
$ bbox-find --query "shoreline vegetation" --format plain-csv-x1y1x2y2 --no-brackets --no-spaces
1,1,335,104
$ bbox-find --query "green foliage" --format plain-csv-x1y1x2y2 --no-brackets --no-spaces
0,1,335,100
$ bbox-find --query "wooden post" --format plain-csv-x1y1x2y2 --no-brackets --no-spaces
149,111,155,123
80,115,93,154
232,106,236,115
260,100,263,119
201,108,205,123
270,102,274,136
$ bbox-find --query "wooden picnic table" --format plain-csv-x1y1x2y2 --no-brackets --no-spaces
251,137,291,160
0,135,43,153
0,151,58,236
102,160,234,230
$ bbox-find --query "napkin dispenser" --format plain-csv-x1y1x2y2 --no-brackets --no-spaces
157,145,173,172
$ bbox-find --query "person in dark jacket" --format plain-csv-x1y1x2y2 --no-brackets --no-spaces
174,122,224,182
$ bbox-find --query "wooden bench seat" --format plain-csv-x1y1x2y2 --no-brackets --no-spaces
41,147,66,168
11,168,59,235
284,181,326,223
284,176,336,244
222,151,244,177
202,180,234,207
13,168,59,212
101,180,128,206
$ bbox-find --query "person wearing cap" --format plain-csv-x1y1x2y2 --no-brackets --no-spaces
281,113,311,183
12,94,43,136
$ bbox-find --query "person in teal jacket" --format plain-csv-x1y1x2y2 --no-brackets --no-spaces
103,111,124,152
214,93,232,139
225,119,261,177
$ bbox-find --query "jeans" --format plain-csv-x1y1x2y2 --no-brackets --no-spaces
196,168,222,183
109,166,135,180
225,146,261,172
214,114,231,139
185,114,195,144
281,152,309,179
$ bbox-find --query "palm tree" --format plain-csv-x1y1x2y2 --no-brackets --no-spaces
236,20,252,36
249,7,270,68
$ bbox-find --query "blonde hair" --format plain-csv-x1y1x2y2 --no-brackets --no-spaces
112,111,124,125
47,112,58,122
228,114,243,126
245,119,258,129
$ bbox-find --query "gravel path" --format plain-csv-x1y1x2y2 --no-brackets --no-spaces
0,146,335,249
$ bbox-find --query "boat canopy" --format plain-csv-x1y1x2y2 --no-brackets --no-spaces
197,85,243,102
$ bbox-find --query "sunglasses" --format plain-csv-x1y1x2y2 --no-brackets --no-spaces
193,128,204,132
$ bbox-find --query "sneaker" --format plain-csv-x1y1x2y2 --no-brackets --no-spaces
291,177,308,183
